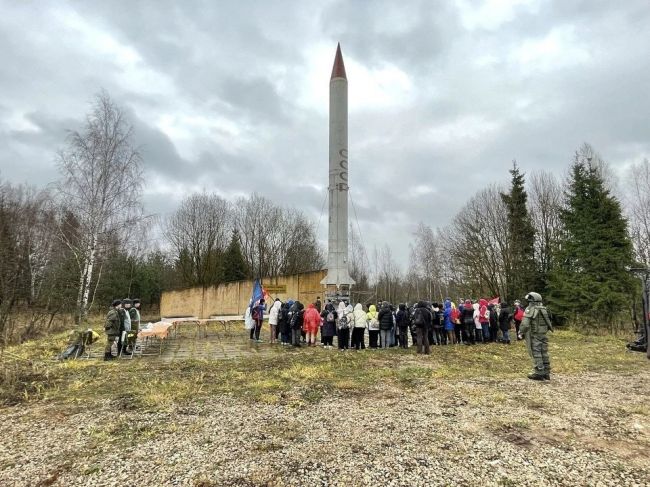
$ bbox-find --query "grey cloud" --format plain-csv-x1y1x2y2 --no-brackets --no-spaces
1,0,649,268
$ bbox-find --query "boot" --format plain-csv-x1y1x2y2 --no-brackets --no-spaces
527,373,545,381
544,374,550,381
104,352,115,361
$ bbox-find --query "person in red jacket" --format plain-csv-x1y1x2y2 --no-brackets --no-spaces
513,300,525,340
479,298,489,343
303,303,321,346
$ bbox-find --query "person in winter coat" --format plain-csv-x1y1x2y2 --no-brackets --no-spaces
268,299,282,344
352,303,367,350
498,302,512,344
488,303,499,343
395,303,410,348
367,304,380,348
413,300,433,354
319,302,337,348
279,301,292,345
443,299,455,345
338,301,348,347
303,303,321,346
338,304,354,351
513,300,525,339
378,301,393,349
432,303,445,345
251,299,266,342
479,298,489,342
473,302,483,343
290,301,304,347
462,299,475,345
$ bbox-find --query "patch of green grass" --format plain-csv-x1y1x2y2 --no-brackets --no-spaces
1,329,646,410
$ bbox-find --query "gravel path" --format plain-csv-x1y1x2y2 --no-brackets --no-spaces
1,371,648,486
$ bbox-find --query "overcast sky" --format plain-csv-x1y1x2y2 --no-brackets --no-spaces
1,0,649,268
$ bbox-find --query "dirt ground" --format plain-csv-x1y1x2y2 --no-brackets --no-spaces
0,329,648,486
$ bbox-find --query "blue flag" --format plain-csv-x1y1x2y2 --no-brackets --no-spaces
250,279,263,309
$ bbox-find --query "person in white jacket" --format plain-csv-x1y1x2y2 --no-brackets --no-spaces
268,299,282,344
352,303,367,350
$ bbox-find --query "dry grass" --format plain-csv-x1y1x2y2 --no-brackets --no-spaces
0,328,646,409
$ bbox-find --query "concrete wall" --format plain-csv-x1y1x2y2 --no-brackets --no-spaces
160,270,327,319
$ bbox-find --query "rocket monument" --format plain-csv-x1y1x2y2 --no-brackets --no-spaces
321,43,355,292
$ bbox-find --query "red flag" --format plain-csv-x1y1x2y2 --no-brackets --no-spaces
488,297,500,305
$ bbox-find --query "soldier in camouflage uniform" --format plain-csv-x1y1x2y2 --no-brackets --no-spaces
104,299,123,361
520,292,553,380
127,299,141,353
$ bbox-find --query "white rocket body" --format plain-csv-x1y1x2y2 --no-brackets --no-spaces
321,44,355,288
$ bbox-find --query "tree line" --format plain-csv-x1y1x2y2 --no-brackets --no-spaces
0,92,323,345
2,89,648,344
349,144,649,332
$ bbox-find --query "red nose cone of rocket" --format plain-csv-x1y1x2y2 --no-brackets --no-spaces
330,43,347,80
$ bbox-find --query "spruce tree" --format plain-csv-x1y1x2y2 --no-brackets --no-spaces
548,148,634,326
222,229,249,282
501,161,537,303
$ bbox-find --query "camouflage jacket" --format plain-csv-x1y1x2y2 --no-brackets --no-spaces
520,304,553,335
104,308,121,336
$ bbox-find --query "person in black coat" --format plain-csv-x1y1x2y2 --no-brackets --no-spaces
395,303,410,348
498,302,512,344
461,299,475,345
378,301,394,349
488,304,499,343
413,301,433,354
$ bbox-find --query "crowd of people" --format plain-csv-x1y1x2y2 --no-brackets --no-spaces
245,296,528,355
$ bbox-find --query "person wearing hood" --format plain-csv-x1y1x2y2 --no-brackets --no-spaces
498,301,512,344
461,299,475,345
320,302,337,348
413,300,433,354
443,299,455,345
378,301,393,349
478,298,489,342
367,304,380,348
395,303,410,349
303,303,321,346
352,303,367,350
279,300,292,345
290,301,304,347
432,302,445,346
513,300,525,340
268,299,282,344
337,304,354,350
488,303,499,343
337,301,348,347
473,302,483,343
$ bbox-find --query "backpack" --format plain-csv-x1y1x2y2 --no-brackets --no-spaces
514,307,524,321
326,310,335,322
338,314,349,330
413,308,425,327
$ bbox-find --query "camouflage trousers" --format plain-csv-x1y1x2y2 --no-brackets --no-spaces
525,332,550,374
105,335,118,354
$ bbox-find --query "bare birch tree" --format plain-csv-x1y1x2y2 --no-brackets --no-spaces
627,159,650,268
55,91,142,324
